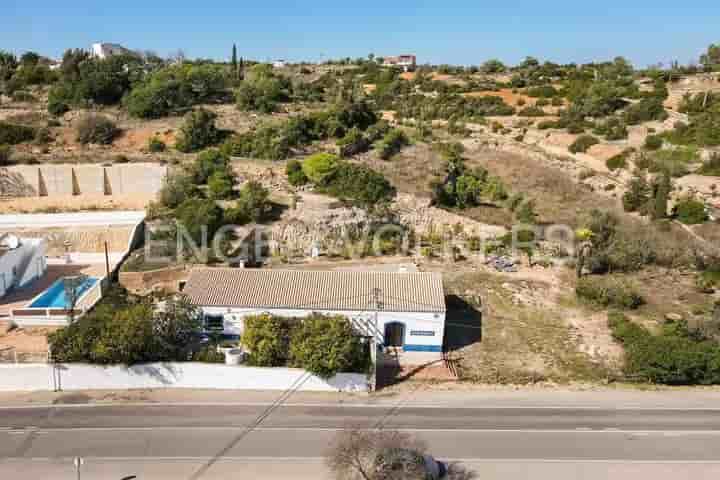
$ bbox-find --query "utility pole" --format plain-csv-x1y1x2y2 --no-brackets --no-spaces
104,240,110,280
370,288,382,390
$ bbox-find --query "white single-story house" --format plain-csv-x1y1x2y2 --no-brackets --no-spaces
91,42,133,59
0,235,47,298
183,268,447,362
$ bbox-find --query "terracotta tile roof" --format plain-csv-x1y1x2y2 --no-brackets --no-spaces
183,268,445,313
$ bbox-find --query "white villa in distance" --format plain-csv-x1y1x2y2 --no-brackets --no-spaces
183,268,447,364
91,42,133,59
0,235,47,299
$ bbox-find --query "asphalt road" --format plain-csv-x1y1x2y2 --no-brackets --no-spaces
2,403,720,479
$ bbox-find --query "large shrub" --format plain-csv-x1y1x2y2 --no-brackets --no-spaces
158,172,199,209
175,108,223,153
377,129,409,160
125,63,228,118
289,314,369,379
0,122,35,145
48,291,200,365
75,115,119,145
241,313,295,367
302,152,340,184
569,134,599,154
0,145,12,166
576,276,643,309
319,162,396,206
225,180,270,224
174,197,224,245
674,197,708,225
609,312,720,385
191,148,230,184
286,159,309,186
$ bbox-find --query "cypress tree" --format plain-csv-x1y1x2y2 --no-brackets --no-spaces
231,44,237,70
652,173,671,220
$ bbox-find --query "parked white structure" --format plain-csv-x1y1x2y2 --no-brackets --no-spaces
91,42,133,59
183,268,447,363
0,235,47,298
382,54,417,72
273,59,287,68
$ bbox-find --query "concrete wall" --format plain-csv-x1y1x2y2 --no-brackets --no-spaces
119,266,189,294
6,164,167,197
0,238,47,297
200,306,445,360
0,363,369,392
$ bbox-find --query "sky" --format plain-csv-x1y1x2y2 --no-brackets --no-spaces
2,1,719,68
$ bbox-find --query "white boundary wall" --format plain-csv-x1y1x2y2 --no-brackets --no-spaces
0,363,369,393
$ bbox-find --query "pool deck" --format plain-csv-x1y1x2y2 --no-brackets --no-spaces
0,264,106,318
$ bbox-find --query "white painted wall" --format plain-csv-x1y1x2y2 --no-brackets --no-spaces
0,238,47,298
0,211,146,229
0,363,369,392
200,306,445,357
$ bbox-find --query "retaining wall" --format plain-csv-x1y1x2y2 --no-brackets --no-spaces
0,363,369,392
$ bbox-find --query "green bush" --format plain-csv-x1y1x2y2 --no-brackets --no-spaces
158,172,199,209
207,169,235,199
192,345,226,363
302,152,340,184
0,121,35,145
377,129,409,160
649,147,698,177
289,314,369,379
191,148,230,184
241,313,295,367
575,276,644,309
674,197,708,225
608,312,720,385
644,135,663,150
148,136,167,153
318,162,396,207
174,197,224,245
125,63,228,118
337,127,370,157
526,85,559,98
0,145,12,166
569,135,599,154
697,154,720,176
11,91,35,103
175,108,223,153
593,117,628,140
48,292,200,365
517,106,546,117
606,152,628,171
537,120,559,130
75,115,118,145
225,180,270,224
286,159,309,186
236,74,288,113
623,97,668,125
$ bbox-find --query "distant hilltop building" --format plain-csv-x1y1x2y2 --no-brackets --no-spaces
91,42,133,59
273,59,287,69
382,54,417,72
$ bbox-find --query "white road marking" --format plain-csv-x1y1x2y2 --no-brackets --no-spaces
4,426,720,435
2,456,720,465
2,402,720,411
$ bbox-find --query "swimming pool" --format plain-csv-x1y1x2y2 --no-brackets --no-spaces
29,277,99,309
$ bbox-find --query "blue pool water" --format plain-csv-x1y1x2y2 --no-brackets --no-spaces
29,277,98,309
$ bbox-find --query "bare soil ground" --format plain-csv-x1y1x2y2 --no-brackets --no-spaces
438,264,621,384
0,193,153,213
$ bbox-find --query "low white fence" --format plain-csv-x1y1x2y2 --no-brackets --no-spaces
0,363,369,393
